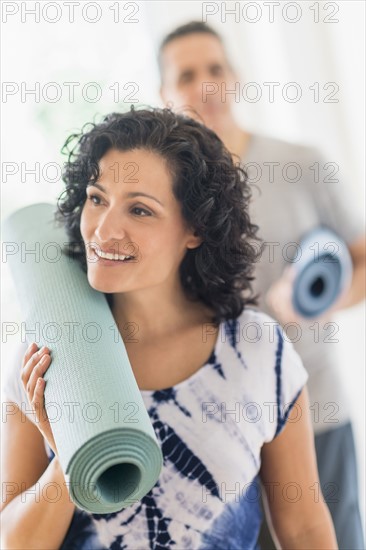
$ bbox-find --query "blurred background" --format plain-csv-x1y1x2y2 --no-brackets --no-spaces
2,0,365,531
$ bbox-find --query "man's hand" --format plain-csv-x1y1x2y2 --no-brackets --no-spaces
265,265,349,326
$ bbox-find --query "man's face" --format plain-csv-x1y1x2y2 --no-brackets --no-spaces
160,33,236,130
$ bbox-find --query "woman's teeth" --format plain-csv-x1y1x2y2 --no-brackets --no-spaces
94,248,133,261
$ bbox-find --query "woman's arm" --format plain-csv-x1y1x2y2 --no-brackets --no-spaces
259,386,338,549
0,405,76,549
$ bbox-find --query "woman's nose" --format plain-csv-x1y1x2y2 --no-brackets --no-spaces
94,208,128,244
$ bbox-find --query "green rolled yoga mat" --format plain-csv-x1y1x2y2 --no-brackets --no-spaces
2,202,163,514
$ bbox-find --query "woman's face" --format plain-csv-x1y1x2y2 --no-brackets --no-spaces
80,147,201,294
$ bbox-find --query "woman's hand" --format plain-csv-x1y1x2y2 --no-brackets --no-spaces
21,342,58,458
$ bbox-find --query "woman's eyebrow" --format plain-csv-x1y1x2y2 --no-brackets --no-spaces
126,192,164,206
87,182,164,206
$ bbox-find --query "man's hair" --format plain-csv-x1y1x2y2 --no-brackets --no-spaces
158,21,230,82
55,106,261,324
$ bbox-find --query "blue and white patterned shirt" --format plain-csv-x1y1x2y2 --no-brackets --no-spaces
2,308,308,549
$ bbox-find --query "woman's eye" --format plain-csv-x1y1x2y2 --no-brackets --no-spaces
87,194,101,205
132,207,151,217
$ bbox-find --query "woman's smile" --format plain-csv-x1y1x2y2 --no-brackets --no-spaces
90,246,135,267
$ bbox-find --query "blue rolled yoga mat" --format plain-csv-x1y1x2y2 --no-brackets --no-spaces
292,226,353,318
2,202,163,514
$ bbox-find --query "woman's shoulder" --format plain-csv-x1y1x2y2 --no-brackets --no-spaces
225,305,278,324
221,306,308,389
222,307,283,355
227,308,309,442
233,306,278,326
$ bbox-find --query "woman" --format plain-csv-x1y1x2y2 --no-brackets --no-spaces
1,107,338,549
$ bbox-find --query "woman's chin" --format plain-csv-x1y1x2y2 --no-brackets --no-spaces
86,273,137,295
86,274,117,293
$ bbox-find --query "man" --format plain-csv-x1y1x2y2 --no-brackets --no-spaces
158,21,365,549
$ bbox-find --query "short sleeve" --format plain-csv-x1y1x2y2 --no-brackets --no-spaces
1,342,38,426
264,324,309,443
307,147,365,246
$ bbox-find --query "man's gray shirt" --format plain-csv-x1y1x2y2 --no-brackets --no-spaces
242,134,365,434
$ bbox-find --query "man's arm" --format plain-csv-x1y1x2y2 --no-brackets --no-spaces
265,234,366,325
335,234,366,310
259,386,338,549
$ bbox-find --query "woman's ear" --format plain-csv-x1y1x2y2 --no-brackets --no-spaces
186,231,203,250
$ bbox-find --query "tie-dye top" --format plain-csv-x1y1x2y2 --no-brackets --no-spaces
2,308,308,550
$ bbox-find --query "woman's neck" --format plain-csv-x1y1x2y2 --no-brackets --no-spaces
109,287,216,345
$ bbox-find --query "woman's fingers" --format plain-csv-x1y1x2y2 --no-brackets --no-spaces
31,373,48,427
20,343,58,456
21,341,38,368
31,368,58,456
27,353,51,405
21,344,49,383
21,344,50,404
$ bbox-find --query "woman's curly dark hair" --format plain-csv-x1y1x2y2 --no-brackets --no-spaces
55,106,262,325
